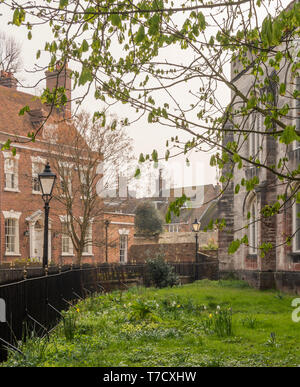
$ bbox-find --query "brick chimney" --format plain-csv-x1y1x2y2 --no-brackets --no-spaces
0,71,17,89
45,62,72,119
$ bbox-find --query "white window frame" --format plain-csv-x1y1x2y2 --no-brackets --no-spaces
58,161,73,196
248,199,258,255
31,156,46,194
293,201,300,253
3,152,20,192
82,220,93,256
79,166,89,199
119,229,129,263
3,210,21,256
59,215,74,256
249,111,262,159
168,224,179,232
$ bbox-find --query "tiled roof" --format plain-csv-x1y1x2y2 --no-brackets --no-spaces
0,85,80,148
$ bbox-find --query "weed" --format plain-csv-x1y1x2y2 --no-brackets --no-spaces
241,315,258,329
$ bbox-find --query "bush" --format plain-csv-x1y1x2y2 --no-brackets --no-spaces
135,201,164,236
145,255,179,288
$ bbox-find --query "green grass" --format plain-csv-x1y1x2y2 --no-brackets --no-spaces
2,280,300,367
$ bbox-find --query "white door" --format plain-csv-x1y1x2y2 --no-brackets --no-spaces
33,220,43,262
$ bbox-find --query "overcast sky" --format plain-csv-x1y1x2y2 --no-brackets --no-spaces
2,2,266,191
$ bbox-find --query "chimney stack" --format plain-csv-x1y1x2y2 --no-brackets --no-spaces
0,71,17,89
45,62,72,119
159,168,163,198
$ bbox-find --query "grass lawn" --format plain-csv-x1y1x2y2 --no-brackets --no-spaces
2,279,300,367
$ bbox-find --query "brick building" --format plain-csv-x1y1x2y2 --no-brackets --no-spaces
103,212,135,263
0,67,105,265
218,3,300,293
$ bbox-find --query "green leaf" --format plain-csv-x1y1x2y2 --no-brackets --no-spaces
139,153,145,163
59,0,68,9
110,14,121,28
279,125,300,145
78,66,93,86
18,105,30,116
135,25,145,44
148,14,160,36
279,83,286,95
151,149,158,162
81,39,89,52
134,168,141,178
197,12,206,30
12,8,25,26
228,239,241,254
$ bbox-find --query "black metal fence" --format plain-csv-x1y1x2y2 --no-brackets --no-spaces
0,261,218,362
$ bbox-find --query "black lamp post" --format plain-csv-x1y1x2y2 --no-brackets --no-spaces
38,162,56,268
192,218,200,262
104,219,110,263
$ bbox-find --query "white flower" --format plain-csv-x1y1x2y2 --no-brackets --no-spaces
217,305,221,310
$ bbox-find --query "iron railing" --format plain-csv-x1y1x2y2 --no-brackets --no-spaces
0,262,218,361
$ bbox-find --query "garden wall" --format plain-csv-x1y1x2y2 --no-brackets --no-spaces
128,241,217,263
219,269,300,294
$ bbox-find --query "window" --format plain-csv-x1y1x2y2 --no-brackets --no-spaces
59,162,72,196
169,224,179,232
82,222,93,255
79,167,89,198
120,235,128,263
61,222,73,255
5,219,16,253
249,199,258,255
249,112,262,159
3,211,21,255
3,153,20,191
293,201,300,252
32,162,44,193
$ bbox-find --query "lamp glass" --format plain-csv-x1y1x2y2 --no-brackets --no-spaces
192,219,200,232
38,163,56,196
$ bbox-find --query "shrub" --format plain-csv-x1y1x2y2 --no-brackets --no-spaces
201,238,218,250
145,254,179,288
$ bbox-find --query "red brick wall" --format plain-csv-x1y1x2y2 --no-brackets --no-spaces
0,139,103,265
103,213,135,263
128,242,218,263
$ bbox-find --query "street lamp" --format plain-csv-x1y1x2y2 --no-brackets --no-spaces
104,219,110,263
192,218,200,262
38,162,56,268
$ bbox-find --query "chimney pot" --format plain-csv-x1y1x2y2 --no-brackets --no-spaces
0,70,17,89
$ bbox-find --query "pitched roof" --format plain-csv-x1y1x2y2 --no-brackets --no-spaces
0,84,81,150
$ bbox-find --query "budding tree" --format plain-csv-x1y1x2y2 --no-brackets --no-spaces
0,31,22,73
1,0,300,253
47,111,134,264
